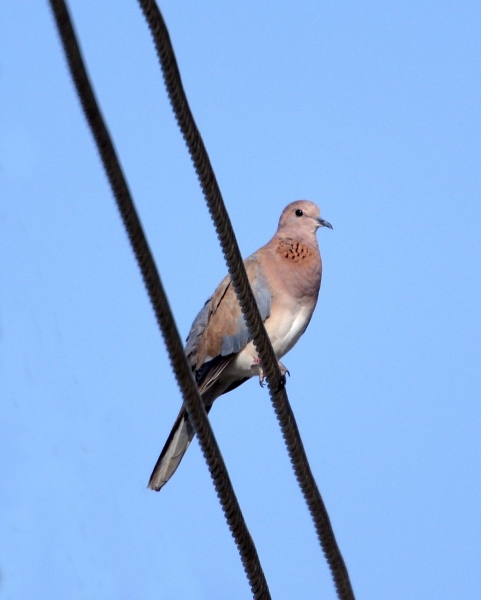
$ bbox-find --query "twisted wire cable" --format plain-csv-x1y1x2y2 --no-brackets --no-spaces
136,2,355,599
47,1,271,598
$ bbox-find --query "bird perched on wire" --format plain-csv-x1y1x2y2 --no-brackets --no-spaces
148,200,332,491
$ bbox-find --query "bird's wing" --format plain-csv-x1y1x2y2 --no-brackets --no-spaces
185,254,271,394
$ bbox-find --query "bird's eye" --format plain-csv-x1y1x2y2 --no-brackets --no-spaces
295,209,303,217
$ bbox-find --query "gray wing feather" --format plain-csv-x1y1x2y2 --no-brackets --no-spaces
185,299,210,362
185,258,271,365
219,265,271,356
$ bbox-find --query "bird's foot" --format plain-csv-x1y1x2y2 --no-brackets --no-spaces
278,361,290,387
252,357,266,387
253,358,290,388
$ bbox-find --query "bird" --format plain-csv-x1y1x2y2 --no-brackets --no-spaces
148,200,332,491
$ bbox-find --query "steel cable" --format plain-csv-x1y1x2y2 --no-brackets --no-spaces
136,2,356,599
47,1,271,598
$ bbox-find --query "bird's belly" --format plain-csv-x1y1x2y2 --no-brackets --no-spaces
227,304,313,380
266,304,312,359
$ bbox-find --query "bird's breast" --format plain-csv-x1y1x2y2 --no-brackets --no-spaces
265,302,314,359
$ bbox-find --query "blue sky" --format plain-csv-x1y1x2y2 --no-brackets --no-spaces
1,1,480,598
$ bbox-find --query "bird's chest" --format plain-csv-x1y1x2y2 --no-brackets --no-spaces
265,303,314,359
274,239,321,297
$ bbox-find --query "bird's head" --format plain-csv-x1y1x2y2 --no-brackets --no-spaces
277,200,332,237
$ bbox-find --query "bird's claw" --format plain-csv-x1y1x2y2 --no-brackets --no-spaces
258,371,266,387
278,361,290,387
254,358,290,388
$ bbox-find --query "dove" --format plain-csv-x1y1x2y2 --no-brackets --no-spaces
148,200,332,490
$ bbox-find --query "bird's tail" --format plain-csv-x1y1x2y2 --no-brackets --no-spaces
148,406,195,491
148,359,232,491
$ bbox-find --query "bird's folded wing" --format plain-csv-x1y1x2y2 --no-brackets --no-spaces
196,355,235,396
185,255,272,393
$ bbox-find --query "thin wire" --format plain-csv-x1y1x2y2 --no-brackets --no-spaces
136,2,356,599
47,2,271,598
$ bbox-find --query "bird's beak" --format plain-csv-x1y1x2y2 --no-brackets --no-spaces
317,218,333,230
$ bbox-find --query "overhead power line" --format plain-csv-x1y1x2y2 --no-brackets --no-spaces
48,0,355,598
48,1,271,598
136,2,356,599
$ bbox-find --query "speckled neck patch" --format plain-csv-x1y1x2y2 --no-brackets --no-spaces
276,238,314,263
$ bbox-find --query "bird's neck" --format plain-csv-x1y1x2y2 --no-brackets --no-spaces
272,232,320,262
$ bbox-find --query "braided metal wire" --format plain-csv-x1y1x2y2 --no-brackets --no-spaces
136,2,356,599
47,2,271,598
